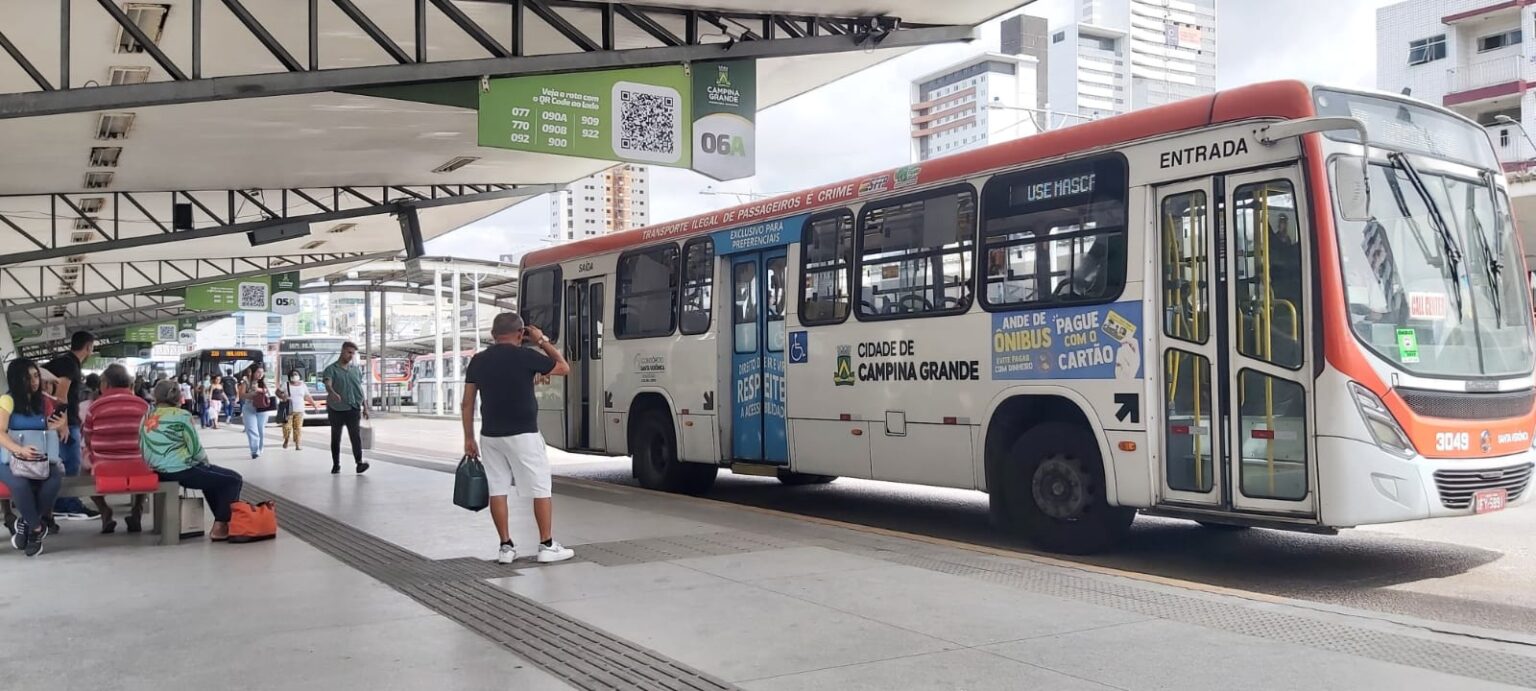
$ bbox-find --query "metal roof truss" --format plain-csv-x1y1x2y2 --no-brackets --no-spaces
0,0,965,118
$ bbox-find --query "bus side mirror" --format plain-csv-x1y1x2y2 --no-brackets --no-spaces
1334,156,1372,223
1255,115,1373,223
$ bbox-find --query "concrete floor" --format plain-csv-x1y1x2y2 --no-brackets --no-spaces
373,414,1536,635
3,420,1533,689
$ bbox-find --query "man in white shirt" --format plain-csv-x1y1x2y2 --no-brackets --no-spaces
278,369,319,451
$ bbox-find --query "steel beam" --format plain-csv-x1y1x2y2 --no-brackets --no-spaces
0,184,552,266
0,252,390,315
0,25,972,119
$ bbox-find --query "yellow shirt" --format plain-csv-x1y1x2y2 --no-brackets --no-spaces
0,394,13,413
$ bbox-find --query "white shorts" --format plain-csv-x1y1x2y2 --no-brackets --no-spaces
480,433,551,499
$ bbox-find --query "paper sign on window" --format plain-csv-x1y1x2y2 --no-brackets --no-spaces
1408,292,1448,321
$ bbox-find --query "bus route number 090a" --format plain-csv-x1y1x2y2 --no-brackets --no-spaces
700,132,747,157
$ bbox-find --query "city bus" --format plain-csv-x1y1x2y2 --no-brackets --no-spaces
518,81,1536,553
273,336,346,422
176,348,263,384
369,356,414,406
412,349,475,413
134,359,176,385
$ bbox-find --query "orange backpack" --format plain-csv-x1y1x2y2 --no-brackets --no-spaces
227,500,278,543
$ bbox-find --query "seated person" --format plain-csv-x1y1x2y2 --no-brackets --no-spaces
1,357,67,557
83,363,151,534
140,380,244,542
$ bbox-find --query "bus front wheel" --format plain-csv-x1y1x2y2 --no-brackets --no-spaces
632,409,717,496
1001,422,1133,554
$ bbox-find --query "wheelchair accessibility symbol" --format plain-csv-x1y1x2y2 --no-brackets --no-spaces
788,331,808,364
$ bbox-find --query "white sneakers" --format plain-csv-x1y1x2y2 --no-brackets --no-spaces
537,541,575,563
495,540,574,564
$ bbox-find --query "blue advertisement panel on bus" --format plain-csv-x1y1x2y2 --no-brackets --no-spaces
991,300,1144,380
720,216,800,464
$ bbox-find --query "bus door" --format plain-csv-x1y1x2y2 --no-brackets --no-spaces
564,278,606,451
729,248,788,464
1156,169,1315,516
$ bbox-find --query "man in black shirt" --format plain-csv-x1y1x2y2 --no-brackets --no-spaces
462,312,573,564
43,331,97,520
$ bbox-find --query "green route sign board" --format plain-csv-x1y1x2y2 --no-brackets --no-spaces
478,60,755,181
185,271,300,312
124,317,198,345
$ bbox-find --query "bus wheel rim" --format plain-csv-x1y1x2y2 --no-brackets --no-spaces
1032,455,1089,520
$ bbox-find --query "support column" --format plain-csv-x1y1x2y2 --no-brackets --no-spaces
362,288,373,408
433,268,444,416
471,273,483,351
451,268,463,406
379,289,390,411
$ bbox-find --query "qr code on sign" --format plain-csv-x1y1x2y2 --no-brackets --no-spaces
237,282,269,310
612,81,682,164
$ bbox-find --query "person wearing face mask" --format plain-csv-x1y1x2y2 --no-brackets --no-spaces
279,369,318,451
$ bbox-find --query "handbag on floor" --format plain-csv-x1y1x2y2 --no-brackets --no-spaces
179,487,206,539
454,455,489,512
228,500,278,543
359,423,374,450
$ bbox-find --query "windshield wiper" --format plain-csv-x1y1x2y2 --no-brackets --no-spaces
1476,171,1505,322
1388,152,1464,314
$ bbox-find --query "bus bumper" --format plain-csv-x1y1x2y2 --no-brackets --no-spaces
1318,436,1535,528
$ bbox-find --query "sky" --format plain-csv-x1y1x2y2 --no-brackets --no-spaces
427,0,1400,261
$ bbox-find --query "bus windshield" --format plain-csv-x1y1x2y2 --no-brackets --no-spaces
1335,161,1533,378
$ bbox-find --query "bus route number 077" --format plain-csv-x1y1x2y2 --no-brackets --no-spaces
700,132,747,157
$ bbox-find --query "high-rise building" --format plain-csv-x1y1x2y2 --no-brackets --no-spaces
910,53,1041,162
1002,15,1051,114
1046,0,1218,124
548,164,650,242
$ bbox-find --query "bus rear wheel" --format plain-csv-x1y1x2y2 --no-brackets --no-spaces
1001,422,1133,555
777,471,837,486
632,409,717,496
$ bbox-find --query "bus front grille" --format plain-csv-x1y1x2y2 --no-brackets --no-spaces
1432,463,1533,509
1396,388,1535,421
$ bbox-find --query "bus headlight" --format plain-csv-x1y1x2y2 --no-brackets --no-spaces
1349,382,1417,458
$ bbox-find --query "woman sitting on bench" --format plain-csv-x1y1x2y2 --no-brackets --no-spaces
1,357,67,557
140,380,244,542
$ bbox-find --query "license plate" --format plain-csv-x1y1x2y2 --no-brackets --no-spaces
1473,489,1508,514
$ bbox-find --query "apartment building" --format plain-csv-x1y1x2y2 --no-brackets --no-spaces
1047,0,1218,122
548,164,651,242
1377,0,1536,171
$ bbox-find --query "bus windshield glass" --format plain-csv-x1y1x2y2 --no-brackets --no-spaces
277,338,345,394
1335,161,1533,378
1314,89,1497,170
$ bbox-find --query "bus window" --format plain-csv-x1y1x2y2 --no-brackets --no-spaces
734,261,758,354
1233,180,1304,369
680,238,714,335
616,244,679,339
1161,190,1210,344
981,155,1128,309
858,187,976,319
800,211,853,325
521,267,561,343
766,256,787,351
590,283,604,360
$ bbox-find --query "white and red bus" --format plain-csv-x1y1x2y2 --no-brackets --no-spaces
369,356,414,406
519,81,1535,553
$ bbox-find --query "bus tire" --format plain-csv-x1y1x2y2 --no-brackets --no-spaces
631,409,716,496
1003,422,1133,554
777,471,836,486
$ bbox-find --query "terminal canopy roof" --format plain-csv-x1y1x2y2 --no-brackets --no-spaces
0,0,1026,347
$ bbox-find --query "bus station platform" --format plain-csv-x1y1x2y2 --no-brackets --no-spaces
5,425,1536,690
